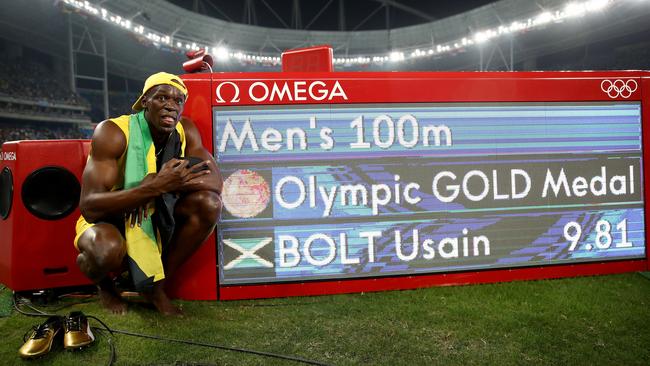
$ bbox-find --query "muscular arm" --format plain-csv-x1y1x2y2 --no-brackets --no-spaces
79,120,162,223
180,117,223,194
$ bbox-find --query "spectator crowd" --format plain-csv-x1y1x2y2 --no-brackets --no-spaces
0,121,90,147
0,57,89,108
0,56,94,148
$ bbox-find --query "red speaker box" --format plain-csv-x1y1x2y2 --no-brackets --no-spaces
0,140,91,292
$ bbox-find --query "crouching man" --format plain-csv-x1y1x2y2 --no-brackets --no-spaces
74,72,222,315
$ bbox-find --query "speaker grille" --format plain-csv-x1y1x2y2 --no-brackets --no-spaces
0,167,12,220
21,166,80,220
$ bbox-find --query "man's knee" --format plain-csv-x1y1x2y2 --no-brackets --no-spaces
78,224,126,271
176,190,222,226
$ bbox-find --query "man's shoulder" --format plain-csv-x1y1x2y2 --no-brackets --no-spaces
178,116,203,140
95,114,131,138
178,116,197,131
91,116,129,157
102,114,131,130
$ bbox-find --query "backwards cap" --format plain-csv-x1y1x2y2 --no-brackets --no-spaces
131,72,188,111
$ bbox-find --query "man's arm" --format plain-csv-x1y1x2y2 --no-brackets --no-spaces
79,120,156,223
179,117,223,194
80,120,208,223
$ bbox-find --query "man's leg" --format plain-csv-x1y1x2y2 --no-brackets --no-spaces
76,223,128,315
167,190,221,278
146,190,221,315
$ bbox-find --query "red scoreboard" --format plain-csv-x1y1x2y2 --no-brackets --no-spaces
177,69,650,300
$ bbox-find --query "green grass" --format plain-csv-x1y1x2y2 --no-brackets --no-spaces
1,273,649,365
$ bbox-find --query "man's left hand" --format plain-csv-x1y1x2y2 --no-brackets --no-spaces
179,160,220,193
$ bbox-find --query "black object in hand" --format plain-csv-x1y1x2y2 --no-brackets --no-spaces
184,156,209,173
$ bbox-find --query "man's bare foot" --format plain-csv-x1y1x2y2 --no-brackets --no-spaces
97,279,127,315
143,282,182,316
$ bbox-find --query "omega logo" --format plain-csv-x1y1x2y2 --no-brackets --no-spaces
215,81,241,103
216,80,348,104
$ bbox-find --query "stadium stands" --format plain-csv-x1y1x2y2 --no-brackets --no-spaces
0,57,89,107
0,120,90,146
109,91,140,118
0,55,94,147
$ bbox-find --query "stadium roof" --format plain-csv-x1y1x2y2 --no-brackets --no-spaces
95,0,575,55
164,0,497,31
1,0,649,80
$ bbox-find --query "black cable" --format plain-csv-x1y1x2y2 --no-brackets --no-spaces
44,298,97,311
12,293,332,366
91,327,116,365
15,296,96,313
86,313,117,365
13,296,50,317
109,328,331,366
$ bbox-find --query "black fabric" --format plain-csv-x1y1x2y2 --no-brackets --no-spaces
153,131,182,252
97,217,126,238
127,256,155,292
184,156,208,173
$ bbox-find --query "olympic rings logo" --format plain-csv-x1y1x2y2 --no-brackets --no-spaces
600,79,637,99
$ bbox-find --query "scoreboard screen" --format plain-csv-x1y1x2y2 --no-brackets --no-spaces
214,102,645,285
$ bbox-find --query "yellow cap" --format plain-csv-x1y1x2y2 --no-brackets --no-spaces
131,72,188,111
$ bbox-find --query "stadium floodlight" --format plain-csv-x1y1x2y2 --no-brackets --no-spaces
389,51,404,62
564,3,588,17
213,47,230,61
586,0,610,10
535,12,555,25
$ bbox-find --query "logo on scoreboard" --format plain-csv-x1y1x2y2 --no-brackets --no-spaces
600,79,637,99
215,81,241,103
215,80,348,104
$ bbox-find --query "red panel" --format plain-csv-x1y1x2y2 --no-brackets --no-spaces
182,74,214,152
219,260,647,300
642,76,650,270
165,233,216,300
169,74,218,300
282,45,334,73
0,140,91,291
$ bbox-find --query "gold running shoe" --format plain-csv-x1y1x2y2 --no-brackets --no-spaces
18,316,63,359
63,311,95,350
